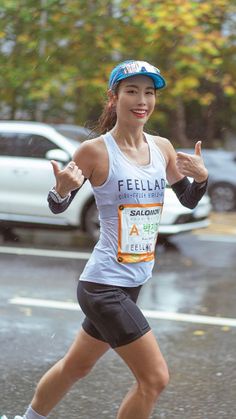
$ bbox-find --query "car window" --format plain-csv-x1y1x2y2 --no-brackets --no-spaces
0,132,56,158
203,152,236,169
52,124,92,142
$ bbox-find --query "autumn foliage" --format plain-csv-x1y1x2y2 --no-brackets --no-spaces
0,0,235,146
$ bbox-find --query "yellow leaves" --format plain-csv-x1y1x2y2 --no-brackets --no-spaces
194,31,206,41
193,37,224,62
107,38,122,51
83,23,93,32
199,93,215,107
212,57,223,66
222,74,236,97
223,74,233,85
50,12,64,22
95,35,106,49
172,77,200,97
17,34,30,43
29,89,48,101
29,78,62,100
76,78,88,88
224,86,235,97
0,0,234,129
90,77,107,89
152,8,167,20
201,41,220,57
199,3,212,14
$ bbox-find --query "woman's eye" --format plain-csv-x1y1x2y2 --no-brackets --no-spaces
127,90,136,93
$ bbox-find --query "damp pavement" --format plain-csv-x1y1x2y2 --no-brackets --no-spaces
0,212,236,419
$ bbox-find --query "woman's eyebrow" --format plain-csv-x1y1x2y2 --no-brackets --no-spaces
124,84,155,90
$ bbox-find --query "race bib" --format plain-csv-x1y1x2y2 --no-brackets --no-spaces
117,203,163,263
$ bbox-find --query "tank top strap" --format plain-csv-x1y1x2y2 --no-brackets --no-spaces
143,132,156,150
144,132,167,168
102,131,117,160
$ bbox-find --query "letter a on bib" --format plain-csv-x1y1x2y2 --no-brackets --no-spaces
129,224,139,236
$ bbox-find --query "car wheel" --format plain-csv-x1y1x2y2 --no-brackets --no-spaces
208,182,236,212
84,200,100,242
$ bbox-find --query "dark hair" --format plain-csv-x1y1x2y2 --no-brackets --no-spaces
95,100,117,134
92,84,119,135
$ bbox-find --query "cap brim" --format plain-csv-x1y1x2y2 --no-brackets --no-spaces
114,72,166,90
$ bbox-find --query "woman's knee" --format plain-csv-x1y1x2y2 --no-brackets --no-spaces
139,362,169,398
157,363,170,390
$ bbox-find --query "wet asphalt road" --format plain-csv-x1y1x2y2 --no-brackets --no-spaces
0,229,236,419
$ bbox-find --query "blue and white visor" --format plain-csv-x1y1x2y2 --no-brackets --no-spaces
109,60,166,90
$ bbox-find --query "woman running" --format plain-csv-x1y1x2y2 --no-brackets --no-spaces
4,59,208,419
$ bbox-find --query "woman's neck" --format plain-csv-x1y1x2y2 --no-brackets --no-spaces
111,124,145,148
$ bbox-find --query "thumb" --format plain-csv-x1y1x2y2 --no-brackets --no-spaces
195,141,202,156
50,160,60,177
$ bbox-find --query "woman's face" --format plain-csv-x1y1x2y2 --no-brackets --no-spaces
111,75,156,127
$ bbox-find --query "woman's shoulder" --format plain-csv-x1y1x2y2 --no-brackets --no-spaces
73,136,108,186
148,134,176,164
151,134,172,148
72,135,108,179
74,135,106,158
81,135,105,147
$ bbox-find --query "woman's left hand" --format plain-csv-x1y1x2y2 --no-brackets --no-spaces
176,141,208,183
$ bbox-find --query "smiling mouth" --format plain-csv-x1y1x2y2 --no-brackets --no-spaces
131,110,148,118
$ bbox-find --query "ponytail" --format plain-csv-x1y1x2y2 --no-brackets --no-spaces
92,84,119,135
96,101,117,134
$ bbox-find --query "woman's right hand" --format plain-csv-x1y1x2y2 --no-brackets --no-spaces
51,160,85,197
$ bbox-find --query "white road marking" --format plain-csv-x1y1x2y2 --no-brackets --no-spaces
9,297,236,328
0,246,91,259
197,235,236,243
1,233,235,260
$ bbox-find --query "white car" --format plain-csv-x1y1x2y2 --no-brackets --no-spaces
0,121,211,241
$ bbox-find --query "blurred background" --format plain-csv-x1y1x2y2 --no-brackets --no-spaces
0,0,236,243
0,0,235,148
1,4,236,418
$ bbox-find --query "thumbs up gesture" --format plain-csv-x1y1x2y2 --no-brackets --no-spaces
51,160,84,197
176,141,208,183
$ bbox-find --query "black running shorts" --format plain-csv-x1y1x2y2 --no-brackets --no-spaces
77,280,151,348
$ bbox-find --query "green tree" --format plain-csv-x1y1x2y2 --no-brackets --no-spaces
0,0,118,121
117,0,236,146
0,0,235,147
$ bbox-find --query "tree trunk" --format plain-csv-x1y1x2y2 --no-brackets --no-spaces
172,98,190,147
203,96,218,148
10,91,17,119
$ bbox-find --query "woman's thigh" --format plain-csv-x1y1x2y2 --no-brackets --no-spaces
63,328,110,373
115,330,169,385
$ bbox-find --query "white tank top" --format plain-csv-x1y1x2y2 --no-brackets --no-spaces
80,131,167,287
